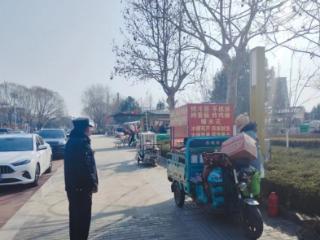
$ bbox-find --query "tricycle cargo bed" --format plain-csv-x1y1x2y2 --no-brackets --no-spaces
167,159,185,182
167,153,186,182
167,137,229,187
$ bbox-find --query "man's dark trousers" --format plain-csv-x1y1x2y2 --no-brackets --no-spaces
67,190,92,240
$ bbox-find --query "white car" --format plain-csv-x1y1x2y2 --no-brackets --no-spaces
0,134,52,186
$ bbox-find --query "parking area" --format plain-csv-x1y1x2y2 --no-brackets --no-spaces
0,160,63,228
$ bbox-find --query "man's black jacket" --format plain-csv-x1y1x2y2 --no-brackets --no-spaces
64,129,98,192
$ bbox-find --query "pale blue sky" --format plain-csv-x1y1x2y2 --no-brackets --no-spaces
0,1,319,116
0,0,165,116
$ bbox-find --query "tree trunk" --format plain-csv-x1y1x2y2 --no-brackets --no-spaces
224,54,243,116
225,64,237,110
167,93,176,111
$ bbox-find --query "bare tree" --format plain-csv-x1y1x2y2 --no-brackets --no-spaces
0,82,37,127
264,1,320,91
0,82,24,107
13,85,35,127
0,82,21,126
289,62,319,110
177,0,306,111
273,0,320,58
275,54,320,130
31,87,66,129
82,84,112,131
0,82,66,129
113,0,204,110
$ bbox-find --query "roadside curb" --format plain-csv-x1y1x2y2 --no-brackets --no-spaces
260,199,301,224
261,195,320,239
278,207,320,239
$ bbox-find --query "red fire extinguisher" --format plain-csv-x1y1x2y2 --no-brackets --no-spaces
268,192,279,217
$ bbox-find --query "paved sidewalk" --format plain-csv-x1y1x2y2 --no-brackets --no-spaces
0,136,301,240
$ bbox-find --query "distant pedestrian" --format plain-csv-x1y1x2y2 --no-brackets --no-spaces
128,129,135,146
159,124,166,133
64,118,98,240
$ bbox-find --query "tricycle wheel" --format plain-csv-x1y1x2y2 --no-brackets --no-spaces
242,206,263,239
173,182,185,208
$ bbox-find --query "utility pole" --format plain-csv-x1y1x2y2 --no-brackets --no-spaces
10,92,18,130
250,47,266,155
14,104,17,130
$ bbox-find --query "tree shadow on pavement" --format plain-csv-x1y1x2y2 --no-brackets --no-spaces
262,211,300,235
263,211,320,240
12,218,69,240
88,197,304,240
98,159,142,174
94,147,136,153
11,200,304,240
90,199,249,240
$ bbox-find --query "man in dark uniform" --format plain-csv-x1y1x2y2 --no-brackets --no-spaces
64,118,98,240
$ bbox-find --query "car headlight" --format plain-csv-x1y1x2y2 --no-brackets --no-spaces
12,159,31,166
58,140,66,145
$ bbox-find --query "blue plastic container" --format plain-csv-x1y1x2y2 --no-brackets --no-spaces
212,196,224,208
207,168,224,208
195,184,208,204
207,168,223,183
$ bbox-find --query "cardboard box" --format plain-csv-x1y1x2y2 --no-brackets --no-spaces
221,133,257,160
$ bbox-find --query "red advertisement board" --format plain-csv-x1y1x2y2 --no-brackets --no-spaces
170,103,234,148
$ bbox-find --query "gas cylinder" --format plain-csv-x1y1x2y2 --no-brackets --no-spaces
268,192,279,217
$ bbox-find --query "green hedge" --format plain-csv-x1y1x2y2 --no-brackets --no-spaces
271,139,320,149
263,147,320,215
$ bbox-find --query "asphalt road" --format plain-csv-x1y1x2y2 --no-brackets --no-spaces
0,136,301,240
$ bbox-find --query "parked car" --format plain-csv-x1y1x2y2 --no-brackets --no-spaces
0,134,52,186
38,129,67,159
0,128,13,134
310,120,320,133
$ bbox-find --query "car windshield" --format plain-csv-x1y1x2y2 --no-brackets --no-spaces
39,130,65,139
0,137,33,152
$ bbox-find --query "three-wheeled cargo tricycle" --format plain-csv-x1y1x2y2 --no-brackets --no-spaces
136,131,160,166
167,136,263,239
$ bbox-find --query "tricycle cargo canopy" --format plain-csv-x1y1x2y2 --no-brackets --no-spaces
170,103,234,148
